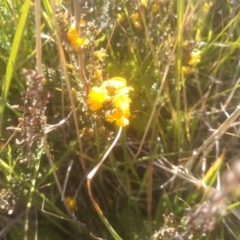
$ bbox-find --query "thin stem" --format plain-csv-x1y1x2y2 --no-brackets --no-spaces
87,127,122,239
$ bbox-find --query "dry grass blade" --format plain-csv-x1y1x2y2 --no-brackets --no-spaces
187,106,240,170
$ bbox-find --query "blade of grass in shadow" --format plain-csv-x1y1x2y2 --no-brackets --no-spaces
203,15,240,54
175,0,185,151
23,1,42,237
134,1,192,159
0,0,31,135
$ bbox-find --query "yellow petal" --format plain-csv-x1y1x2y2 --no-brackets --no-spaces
116,116,129,127
88,101,102,111
110,77,126,86
105,110,120,122
116,87,134,94
117,13,125,23
123,110,131,118
92,69,102,78
182,66,193,74
76,37,89,46
133,21,142,29
130,13,139,22
65,196,78,211
112,94,131,112
67,27,89,48
141,0,147,7
188,50,201,65
112,109,123,119
79,19,86,26
151,3,159,13
67,27,79,43
87,87,108,111
101,77,127,95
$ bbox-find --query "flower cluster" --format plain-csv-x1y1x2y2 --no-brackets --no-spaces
182,48,202,74
87,77,133,127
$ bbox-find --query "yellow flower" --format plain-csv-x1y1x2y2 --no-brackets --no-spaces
87,76,133,127
203,2,213,13
133,21,142,29
105,109,130,127
117,13,125,23
151,3,159,13
87,87,108,111
67,26,89,48
182,66,193,74
65,196,78,211
79,19,86,27
141,0,147,7
105,93,131,127
76,37,89,46
130,13,139,22
188,50,201,65
112,93,131,113
92,69,102,78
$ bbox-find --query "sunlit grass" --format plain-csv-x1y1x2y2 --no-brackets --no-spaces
1,0,240,239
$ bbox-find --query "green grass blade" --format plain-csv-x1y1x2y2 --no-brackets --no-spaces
0,0,32,135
